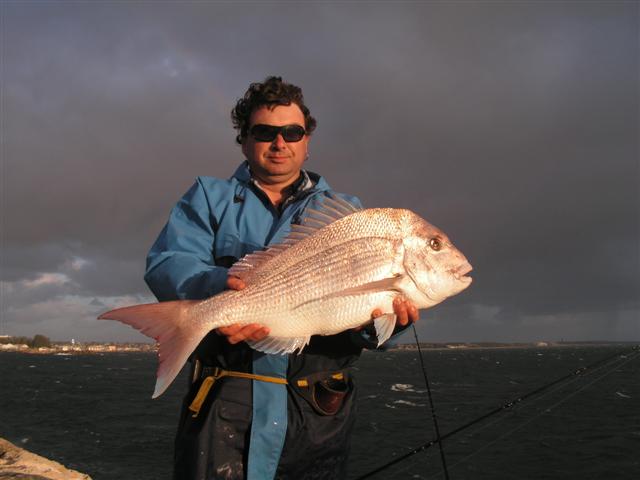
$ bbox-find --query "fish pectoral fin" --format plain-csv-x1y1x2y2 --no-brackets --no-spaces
247,335,311,355
293,275,407,311
374,314,397,347
334,275,406,297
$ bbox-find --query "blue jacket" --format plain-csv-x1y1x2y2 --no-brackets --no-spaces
145,163,365,479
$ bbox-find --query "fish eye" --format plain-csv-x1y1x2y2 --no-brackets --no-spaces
429,237,442,251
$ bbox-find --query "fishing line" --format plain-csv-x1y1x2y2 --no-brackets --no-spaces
411,324,450,480
355,344,638,480
423,348,640,479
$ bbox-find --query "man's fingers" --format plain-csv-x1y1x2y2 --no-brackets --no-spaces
393,297,409,326
392,297,420,326
226,324,269,344
371,308,383,319
407,303,419,323
249,327,270,341
226,276,247,291
216,325,242,336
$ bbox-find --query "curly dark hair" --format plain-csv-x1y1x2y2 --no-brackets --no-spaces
231,76,317,144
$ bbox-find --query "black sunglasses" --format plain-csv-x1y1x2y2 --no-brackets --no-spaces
249,124,306,143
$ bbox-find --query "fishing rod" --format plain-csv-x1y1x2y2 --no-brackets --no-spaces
355,344,639,480
422,348,640,479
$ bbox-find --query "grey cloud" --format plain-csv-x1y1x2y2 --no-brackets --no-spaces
2,2,638,341
89,298,106,308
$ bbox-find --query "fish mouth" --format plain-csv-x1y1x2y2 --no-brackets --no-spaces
453,263,473,283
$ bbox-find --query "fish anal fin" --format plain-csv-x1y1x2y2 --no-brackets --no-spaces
246,335,311,355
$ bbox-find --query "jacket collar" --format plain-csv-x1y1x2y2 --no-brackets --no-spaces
231,161,331,194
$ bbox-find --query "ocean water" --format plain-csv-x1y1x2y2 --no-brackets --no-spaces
1,345,638,479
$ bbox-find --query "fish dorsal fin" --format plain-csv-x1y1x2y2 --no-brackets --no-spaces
320,195,361,216
228,196,361,283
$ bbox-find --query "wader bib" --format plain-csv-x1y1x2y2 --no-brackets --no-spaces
145,164,377,479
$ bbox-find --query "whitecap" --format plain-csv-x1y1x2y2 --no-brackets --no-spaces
391,383,427,393
616,391,631,399
393,400,426,407
391,383,414,392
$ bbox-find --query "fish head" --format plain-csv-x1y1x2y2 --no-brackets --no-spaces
402,217,472,307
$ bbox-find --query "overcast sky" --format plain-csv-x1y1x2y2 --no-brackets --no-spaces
1,1,638,343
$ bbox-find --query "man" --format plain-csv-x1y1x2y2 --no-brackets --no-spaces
144,76,418,480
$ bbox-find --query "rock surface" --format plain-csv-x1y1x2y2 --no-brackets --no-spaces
0,438,91,480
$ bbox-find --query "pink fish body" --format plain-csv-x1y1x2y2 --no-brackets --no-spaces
99,198,472,397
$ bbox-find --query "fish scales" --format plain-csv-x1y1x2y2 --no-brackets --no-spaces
240,237,400,309
217,239,402,336
231,209,406,285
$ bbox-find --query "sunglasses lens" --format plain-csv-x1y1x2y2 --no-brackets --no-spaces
281,125,306,142
250,125,279,142
250,124,306,143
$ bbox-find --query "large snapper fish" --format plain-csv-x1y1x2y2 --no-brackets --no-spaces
99,197,472,397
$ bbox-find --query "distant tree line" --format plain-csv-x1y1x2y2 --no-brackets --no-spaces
0,334,51,348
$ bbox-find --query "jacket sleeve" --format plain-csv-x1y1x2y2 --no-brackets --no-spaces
144,179,228,301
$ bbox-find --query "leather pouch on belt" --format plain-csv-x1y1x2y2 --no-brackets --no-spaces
292,371,351,416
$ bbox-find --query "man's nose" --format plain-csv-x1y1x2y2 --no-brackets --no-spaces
271,133,287,149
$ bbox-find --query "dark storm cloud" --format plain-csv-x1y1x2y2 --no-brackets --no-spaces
2,1,638,341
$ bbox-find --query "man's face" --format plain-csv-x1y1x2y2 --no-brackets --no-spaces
241,104,309,186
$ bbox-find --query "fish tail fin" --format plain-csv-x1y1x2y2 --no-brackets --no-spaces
98,300,205,398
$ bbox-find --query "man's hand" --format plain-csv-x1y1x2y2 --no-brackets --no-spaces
370,297,419,327
216,276,270,344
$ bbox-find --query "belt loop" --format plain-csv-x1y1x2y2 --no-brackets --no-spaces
191,358,202,385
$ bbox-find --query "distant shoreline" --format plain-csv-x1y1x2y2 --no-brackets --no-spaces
0,340,636,355
385,340,638,352
0,343,156,355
